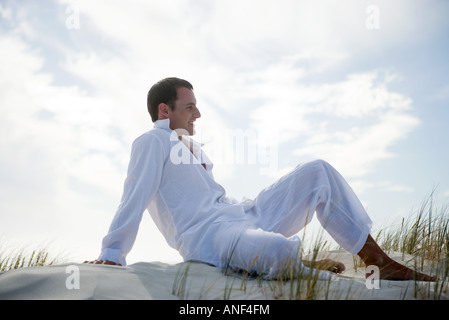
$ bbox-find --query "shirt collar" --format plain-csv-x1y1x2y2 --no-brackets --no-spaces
153,119,172,133
154,119,205,148
154,119,211,168
183,135,212,168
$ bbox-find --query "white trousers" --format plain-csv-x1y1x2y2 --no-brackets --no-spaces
222,160,372,278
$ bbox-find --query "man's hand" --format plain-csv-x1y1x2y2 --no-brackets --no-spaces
83,259,122,266
302,258,345,274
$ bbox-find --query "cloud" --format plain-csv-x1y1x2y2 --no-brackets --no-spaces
0,35,128,189
246,65,419,181
295,109,419,177
0,31,135,259
51,0,423,187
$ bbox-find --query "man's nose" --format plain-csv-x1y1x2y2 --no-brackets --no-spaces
194,107,201,119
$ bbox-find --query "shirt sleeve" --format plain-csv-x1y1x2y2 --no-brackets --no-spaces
98,133,167,266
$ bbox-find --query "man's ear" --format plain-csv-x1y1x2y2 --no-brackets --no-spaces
158,103,170,120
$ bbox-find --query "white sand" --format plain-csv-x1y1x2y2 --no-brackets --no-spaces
0,250,447,300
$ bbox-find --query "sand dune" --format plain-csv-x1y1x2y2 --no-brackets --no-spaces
0,250,446,300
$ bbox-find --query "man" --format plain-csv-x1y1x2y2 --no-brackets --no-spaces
86,77,435,281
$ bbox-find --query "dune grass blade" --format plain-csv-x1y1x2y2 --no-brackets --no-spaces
0,247,61,272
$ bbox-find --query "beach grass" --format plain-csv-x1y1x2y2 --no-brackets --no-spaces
290,191,449,299
0,244,63,272
372,192,449,299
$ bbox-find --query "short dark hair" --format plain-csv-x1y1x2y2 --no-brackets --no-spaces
147,77,194,122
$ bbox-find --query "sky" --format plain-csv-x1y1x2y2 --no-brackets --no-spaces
0,0,448,265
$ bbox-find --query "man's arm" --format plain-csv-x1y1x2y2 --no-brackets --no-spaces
87,134,167,266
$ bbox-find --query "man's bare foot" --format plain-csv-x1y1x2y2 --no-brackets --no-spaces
303,258,346,274
358,235,435,281
365,257,436,281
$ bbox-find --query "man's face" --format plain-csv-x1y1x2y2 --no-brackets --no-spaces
168,87,201,136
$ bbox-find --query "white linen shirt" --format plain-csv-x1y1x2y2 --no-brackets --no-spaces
99,119,250,267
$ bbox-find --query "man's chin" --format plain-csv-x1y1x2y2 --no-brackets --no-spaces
188,125,195,136
173,127,194,136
